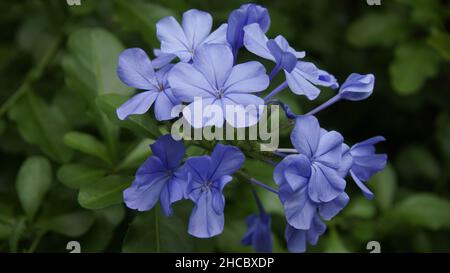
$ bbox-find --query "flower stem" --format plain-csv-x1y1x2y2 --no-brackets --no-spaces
269,63,281,80
250,186,266,214
305,94,342,116
264,81,288,102
0,35,62,118
237,171,278,194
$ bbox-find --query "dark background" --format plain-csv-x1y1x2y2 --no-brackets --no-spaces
0,0,449,253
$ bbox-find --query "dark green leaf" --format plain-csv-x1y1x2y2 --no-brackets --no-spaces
428,29,450,61
16,156,52,221
117,139,153,171
78,175,131,210
57,163,106,189
63,131,112,165
389,43,440,94
9,92,73,162
372,164,397,211
114,0,174,47
122,201,212,252
347,13,407,47
389,193,450,230
36,210,95,237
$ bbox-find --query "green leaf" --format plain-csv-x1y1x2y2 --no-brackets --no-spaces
57,163,106,189
16,156,52,221
389,43,440,94
397,0,442,26
114,0,174,47
389,193,450,230
96,94,161,138
343,196,376,219
63,131,112,165
372,164,397,211
396,145,440,181
62,27,132,101
79,205,125,252
347,12,407,47
8,92,73,162
428,30,450,61
36,210,95,237
122,201,212,252
117,139,153,171
78,175,131,210
324,228,349,253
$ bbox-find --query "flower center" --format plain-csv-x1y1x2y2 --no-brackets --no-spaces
201,181,213,192
215,88,224,99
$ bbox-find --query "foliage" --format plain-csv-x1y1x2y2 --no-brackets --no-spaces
0,0,449,252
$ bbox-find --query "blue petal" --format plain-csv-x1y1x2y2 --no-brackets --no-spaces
182,97,224,129
283,154,311,192
351,154,387,181
224,61,269,94
306,214,327,245
209,144,245,181
169,63,215,102
242,214,272,253
182,9,212,49
188,190,224,238
123,169,170,212
283,187,317,229
222,94,265,128
291,115,321,158
156,16,191,62
337,144,353,178
319,192,349,220
154,89,180,121
227,4,270,54
339,73,375,101
116,91,158,120
193,44,233,90
185,155,212,189
267,40,297,72
243,23,273,60
285,62,321,100
285,224,307,253
117,48,156,90
308,163,346,203
350,170,374,199
316,69,339,89
274,154,297,187
274,35,305,59
203,23,228,44
151,134,185,170
152,52,176,69
314,131,344,169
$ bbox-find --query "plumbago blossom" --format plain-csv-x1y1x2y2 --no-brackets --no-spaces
116,3,388,253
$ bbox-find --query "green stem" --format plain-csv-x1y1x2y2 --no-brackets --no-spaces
0,35,62,118
27,231,46,253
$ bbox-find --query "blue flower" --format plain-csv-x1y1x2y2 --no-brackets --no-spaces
227,3,271,57
281,115,347,203
349,136,387,199
242,213,273,253
168,43,269,128
123,134,187,216
338,73,375,101
116,48,180,121
243,23,338,100
156,9,228,62
185,144,245,238
283,192,349,252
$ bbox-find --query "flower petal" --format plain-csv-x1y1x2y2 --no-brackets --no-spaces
123,172,169,212
243,23,274,61
169,63,215,101
350,170,374,199
188,190,224,238
224,61,269,94
156,16,191,62
203,23,228,44
283,187,316,229
308,163,346,203
285,62,321,100
151,134,185,170
154,89,180,121
117,48,156,90
223,94,265,128
315,131,344,169
291,115,321,158
283,154,311,192
209,144,245,181
182,9,212,49
318,192,349,220
193,44,234,89
116,90,158,120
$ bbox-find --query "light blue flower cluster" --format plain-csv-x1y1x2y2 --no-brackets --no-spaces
117,3,387,253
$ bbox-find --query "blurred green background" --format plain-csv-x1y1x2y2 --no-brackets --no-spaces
0,0,449,253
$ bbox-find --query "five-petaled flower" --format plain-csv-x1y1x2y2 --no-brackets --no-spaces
168,43,269,128
123,134,187,216
116,48,180,121
185,144,245,238
156,9,228,62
